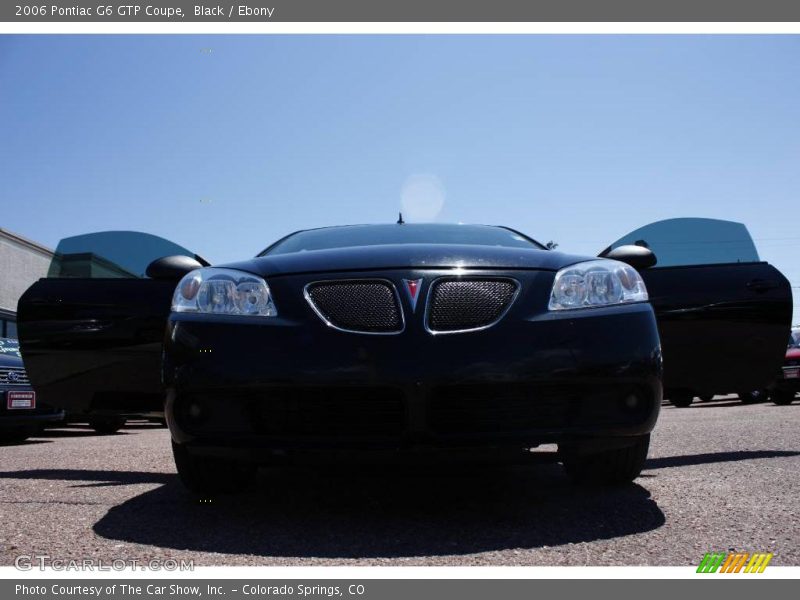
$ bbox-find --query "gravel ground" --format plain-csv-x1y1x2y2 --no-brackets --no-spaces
0,397,798,566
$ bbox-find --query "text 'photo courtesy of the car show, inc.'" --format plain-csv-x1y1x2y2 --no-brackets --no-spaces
1,1,800,596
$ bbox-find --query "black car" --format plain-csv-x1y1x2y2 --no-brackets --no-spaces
0,338,64,444
16,218,792,493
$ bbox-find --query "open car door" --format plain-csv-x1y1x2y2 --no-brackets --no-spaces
601,218,793,400
17,231,207,417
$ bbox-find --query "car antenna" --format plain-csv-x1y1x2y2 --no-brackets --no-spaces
397,212,405,225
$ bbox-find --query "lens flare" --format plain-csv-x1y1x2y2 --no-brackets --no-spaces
400,174,446,222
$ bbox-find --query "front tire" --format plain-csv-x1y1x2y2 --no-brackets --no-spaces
89,416,126,435
772,389,797,406
560,435,650,485
171,442,255,495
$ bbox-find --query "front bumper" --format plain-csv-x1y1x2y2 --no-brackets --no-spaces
0,388,65,430
164,291,662,458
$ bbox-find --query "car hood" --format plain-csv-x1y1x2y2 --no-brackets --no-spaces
220,244,594,277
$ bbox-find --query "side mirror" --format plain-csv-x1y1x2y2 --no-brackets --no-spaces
146,255,204,280
600,245,657,270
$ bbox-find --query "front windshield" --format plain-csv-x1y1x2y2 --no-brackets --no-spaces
263,224,542,256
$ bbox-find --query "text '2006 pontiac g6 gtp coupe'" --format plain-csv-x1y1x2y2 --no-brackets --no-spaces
16,218,793,493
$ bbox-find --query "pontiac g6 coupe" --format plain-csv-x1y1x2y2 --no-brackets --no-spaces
16,218,792,493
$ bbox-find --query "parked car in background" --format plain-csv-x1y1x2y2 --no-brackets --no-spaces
772,327,800,405
0,338,64,443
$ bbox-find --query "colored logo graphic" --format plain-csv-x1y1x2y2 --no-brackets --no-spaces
697,552,773,573
402,278,423,312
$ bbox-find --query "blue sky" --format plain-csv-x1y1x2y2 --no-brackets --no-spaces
1,35,798,321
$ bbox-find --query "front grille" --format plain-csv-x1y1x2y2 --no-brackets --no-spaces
429,384,572,434
306,280,403,333
0,367,30,386
427,278,518,333
250,388,406,437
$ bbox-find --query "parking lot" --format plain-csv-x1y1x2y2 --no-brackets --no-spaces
0,397,798,567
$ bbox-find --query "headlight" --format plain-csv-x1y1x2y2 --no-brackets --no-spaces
172,268,278,316
548,259,648,311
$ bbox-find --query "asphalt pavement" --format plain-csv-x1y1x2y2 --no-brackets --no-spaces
1,396,798,566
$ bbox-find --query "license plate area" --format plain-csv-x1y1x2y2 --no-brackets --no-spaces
784,368,799,379
6,391,36,410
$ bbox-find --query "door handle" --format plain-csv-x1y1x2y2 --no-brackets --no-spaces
746,279,780,293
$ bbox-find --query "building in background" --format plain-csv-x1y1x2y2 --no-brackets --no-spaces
0,228,54,339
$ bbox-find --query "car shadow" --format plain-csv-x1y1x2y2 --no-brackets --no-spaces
688,401,766,409
88,463,665,558
0,468,174,486
0,439,53,447
123,422,167,430
3,447,794,560
662,400,750,409
645,449,800,469
35,422,164,439
35,428,130,438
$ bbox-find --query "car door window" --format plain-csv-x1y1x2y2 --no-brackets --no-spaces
46,231,204,278
602,218,760,268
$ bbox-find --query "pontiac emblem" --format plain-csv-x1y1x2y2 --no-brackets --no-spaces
402,279,423,312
